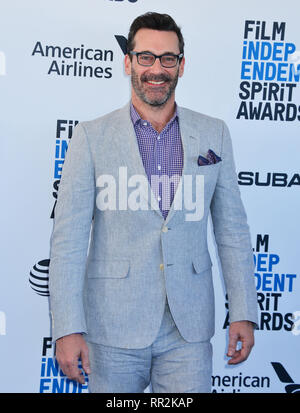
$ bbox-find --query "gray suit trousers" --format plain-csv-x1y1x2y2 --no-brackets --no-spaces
86,299,212,393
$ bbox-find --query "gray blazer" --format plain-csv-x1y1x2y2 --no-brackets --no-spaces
49,102,258,348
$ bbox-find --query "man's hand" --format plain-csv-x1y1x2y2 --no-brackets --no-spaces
226,321,255,365
55,333,91,384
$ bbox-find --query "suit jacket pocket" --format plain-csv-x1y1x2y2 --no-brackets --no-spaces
87,259,130,279
196,160,222,172
192,251,212,274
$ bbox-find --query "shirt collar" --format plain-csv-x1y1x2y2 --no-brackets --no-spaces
130,101,179,129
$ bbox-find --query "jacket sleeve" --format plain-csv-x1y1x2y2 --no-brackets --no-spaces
48,123,95,342
210,121,258,327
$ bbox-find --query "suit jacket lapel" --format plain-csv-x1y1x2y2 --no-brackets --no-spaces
113,103,162,218
165,106,199,225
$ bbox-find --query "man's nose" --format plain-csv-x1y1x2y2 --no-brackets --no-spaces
150,57,164,73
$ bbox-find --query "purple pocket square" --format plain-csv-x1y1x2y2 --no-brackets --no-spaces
197,149,222,166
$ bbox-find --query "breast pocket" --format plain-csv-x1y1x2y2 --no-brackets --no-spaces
87,259,130,279
192,251,212,275
196,160,222,173
192,161,222,201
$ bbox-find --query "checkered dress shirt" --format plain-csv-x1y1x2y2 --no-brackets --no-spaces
130,102,183,219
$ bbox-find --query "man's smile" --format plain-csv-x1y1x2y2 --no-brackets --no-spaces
146,80,166,85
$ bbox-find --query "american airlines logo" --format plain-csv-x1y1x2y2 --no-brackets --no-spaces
115,35,127,55
271,362,300,393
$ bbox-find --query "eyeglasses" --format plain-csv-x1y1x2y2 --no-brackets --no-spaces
130,51,184,68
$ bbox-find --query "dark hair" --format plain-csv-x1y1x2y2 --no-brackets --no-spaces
127,12,184,56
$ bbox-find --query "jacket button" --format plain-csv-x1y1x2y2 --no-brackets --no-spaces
160,263,164,271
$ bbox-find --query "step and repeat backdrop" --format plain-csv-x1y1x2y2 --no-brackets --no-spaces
0,0,299,393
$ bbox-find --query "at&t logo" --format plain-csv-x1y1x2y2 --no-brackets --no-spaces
29,260,50,296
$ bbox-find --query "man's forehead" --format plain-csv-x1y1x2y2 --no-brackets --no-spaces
133,28,180,53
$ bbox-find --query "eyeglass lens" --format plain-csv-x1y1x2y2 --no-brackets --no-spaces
138,53,178,67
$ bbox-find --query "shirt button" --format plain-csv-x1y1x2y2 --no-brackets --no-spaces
143,121,148,126
157,196,161,201
160,263,164,271
157,135,160,140
157,165,161,170
162,226,168,233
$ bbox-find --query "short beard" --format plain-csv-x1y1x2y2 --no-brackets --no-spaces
131,67,179,107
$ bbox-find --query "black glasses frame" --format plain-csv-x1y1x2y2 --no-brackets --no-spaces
130,51,184,68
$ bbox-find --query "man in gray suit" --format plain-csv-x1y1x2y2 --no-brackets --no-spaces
49,12,258,393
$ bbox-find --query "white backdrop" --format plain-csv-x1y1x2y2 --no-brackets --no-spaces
0,0,299,393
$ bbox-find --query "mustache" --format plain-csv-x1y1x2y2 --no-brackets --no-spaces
141,73,171,83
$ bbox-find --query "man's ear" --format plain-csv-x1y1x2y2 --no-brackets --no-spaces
179,56,185,77
124,54,132,76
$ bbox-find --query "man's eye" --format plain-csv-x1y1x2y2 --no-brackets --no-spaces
163,56,176,62
140,55,153,61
